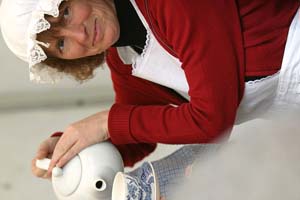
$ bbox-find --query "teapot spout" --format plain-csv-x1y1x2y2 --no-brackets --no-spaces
91,167,115,197
94,178,107,191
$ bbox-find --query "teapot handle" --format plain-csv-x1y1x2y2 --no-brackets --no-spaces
36,158,51,171
36,158,63,177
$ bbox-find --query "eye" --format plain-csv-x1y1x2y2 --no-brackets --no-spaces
57,38,65,52
63,7,70,19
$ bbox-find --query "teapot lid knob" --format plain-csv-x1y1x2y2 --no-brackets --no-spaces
52,155,82,197
52,167,63,177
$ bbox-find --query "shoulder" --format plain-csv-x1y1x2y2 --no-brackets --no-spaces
134,0,240,41
135,0,236,22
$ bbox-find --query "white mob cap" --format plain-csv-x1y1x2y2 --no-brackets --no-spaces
0,0,67,83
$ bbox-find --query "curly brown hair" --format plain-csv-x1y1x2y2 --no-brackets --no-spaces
42,53,105,82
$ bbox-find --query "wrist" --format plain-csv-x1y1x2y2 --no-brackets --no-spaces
101,110,110,140
96,110,110,141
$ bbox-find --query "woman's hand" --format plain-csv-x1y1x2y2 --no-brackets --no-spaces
47,110,110,175
31,136,60,179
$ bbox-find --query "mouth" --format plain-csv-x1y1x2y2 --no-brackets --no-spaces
92,18,100,47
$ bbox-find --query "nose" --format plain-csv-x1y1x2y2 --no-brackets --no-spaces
61,24,88,45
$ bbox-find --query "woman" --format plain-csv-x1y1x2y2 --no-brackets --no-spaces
1,0,300,198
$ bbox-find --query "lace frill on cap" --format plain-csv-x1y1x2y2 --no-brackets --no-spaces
27,0,65,83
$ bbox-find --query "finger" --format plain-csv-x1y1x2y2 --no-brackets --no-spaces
42,174,52,179
36,150,49,160
48,137,76,174
50,135,75,165
36,141,50,159
37,137,60,159
48,137,60,152
56,141,81,168
48,153,53,159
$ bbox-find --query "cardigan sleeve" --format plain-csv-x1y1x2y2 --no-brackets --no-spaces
108,0,245,145
105,63,173,166
107,78,159,167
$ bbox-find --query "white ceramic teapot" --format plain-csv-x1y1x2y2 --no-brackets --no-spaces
36,142,124,200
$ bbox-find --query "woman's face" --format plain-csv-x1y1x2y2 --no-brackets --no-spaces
40,0,120,59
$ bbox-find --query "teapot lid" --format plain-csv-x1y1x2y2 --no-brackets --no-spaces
52,155,82,197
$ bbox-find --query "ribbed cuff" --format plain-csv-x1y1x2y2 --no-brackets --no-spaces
108,103,138,144
50,132,63,137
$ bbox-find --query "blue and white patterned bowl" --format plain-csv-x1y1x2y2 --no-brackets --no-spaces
112,162,159,200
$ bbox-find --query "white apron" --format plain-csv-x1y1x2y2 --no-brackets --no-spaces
117,1,300,125
237,8,300,123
